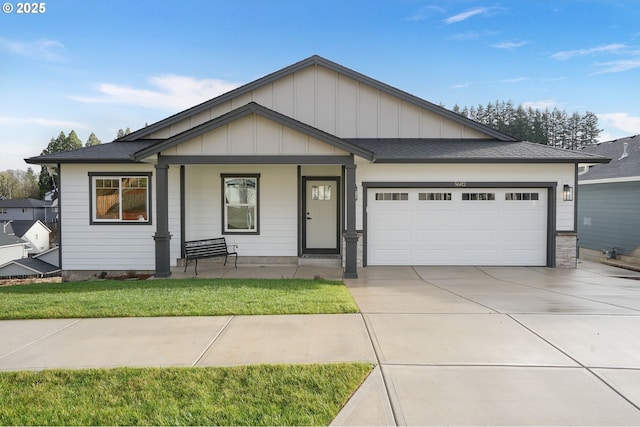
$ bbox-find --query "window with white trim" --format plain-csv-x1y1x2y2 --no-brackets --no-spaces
222,175,259,234
90,174,151,223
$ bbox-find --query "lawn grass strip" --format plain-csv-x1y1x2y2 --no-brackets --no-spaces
0,278,359,319
0,363,373,426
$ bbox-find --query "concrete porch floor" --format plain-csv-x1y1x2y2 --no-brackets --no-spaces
169,258,345,281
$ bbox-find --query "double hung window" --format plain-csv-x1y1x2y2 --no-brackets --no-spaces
222,174,259,234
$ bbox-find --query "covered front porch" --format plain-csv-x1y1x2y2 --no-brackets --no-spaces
152,157,361,279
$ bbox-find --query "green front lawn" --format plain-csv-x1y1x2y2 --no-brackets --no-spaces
0,278,359,320
0,363,373,426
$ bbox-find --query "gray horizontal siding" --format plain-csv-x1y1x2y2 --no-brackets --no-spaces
577,182,640,255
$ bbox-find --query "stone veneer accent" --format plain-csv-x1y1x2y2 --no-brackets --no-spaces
556,232,577,268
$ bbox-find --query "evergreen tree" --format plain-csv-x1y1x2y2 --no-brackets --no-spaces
85,132,102,147
117,127,131,139
454,102,601,149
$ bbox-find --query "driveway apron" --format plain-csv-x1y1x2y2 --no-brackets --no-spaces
339,262,640,426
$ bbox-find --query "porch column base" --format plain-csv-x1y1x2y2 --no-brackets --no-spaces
153,231,172,278
344,231,359,279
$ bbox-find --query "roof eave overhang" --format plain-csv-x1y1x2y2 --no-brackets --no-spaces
131,102,375,162
25,158,142,165
371,158,612,164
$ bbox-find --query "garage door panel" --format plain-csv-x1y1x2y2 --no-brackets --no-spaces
502,250,546,265
456,249,499,264
367,187,547,266
414,230,456,247
370,230,411,244
369,250,413,264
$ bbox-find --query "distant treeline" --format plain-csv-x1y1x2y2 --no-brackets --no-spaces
452,101,601,149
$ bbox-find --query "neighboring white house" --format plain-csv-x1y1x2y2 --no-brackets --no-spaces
10,220,51,254
26,55,609,280
0,221,28,266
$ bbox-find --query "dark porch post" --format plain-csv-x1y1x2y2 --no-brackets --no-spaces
344,162,358,278
154,163,172,277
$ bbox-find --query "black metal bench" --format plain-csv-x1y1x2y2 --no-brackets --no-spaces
184,238,238,275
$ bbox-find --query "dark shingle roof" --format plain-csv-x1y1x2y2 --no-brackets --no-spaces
348,139,611,163
578,135,640,181
1,257,60,275
0,222,27,247
25,141,159,165
0,198,49,208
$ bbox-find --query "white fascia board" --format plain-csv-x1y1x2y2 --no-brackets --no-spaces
579,176,640,185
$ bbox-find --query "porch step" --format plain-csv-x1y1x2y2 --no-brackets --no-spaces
298,255,341,267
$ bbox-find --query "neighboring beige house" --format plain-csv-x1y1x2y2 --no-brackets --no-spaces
26,55,608,280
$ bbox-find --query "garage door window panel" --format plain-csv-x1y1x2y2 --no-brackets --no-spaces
462,192,495,201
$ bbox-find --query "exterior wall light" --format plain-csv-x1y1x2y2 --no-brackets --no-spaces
563,184,573,201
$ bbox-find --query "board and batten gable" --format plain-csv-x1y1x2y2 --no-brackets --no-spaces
145,64,490,141
58,163,181,271
160,113,350,156
355,161,576,231
184,164,298,257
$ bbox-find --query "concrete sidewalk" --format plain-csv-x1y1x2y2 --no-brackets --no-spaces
1,261,640,425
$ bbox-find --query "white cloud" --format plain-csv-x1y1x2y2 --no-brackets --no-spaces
491,41,528,49
406,5,444,22
0,37,66,61
592,59,640,74
69,75,241,111
550,43,627,60
0,116,86,129
444,7,494,24
500,77,529,83
598,113,640,134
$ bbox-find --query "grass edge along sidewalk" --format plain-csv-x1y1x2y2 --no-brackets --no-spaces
0,278,359,319
0,363,374,426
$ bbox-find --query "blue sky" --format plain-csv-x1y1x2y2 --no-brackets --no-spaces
1,0,640,171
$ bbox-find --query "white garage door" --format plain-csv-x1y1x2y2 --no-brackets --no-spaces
367,188,547,266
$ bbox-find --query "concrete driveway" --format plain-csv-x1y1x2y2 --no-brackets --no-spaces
1,261,640,425
335,261,640,426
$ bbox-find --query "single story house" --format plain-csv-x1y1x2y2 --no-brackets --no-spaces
0,198,55,223
33,246,60,268
0,257,60,279
578,134,640,266
0,221,28,265
26,55,608,280
10,220,51,254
